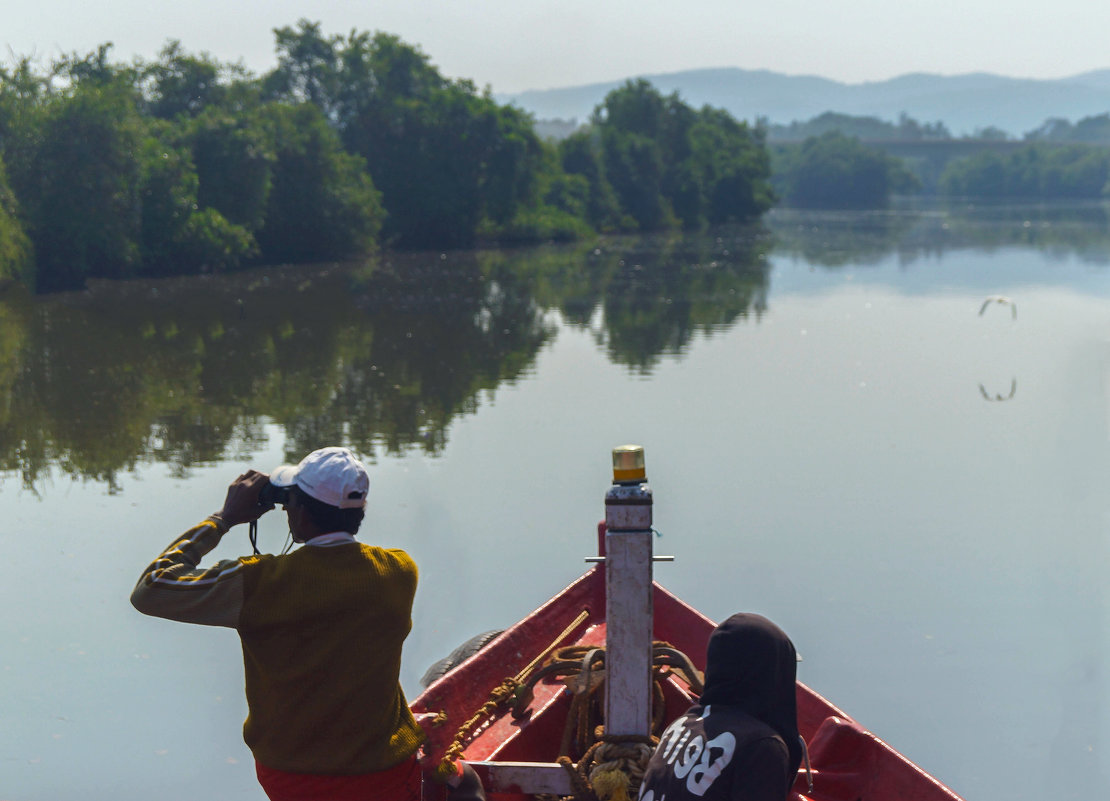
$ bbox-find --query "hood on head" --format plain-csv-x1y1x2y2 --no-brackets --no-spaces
699,612,802,776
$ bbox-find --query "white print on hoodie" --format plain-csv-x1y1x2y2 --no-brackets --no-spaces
639,706,737,799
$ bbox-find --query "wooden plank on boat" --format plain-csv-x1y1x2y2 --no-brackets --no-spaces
468,762,573,795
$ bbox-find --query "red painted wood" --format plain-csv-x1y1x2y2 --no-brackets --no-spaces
412,568,604,764
411,565,965,801
796,716,965,801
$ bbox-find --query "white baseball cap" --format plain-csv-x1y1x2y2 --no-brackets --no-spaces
269,447,370,509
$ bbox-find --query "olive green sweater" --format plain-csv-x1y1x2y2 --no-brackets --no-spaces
131,517,425,774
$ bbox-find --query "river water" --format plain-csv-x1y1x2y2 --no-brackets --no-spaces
2,201,1108,800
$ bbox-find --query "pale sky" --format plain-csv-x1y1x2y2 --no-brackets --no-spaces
5,0,1110,93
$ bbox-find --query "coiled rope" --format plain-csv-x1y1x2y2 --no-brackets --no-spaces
537,642,704,801
430,610,590,784
430,621,703,800
553,727,657,801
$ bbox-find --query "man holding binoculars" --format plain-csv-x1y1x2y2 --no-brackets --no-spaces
130,446,431,800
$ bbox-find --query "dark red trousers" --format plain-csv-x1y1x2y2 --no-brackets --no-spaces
256,755,420,801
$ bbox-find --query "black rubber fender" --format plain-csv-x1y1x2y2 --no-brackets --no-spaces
419,629,505,688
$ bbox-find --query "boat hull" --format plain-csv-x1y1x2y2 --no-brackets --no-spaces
411,564,964,801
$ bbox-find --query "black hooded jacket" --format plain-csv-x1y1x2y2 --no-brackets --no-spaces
637,614,800,801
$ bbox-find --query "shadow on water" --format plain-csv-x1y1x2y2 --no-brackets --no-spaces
0,228,773,489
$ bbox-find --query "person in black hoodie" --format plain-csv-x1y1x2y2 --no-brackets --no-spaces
638,613,801,801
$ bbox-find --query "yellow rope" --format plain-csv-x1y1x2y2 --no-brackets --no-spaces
430,610,591,784
432,677,520,783
428,623,703,800
571,728,657,801
513,610,591,682
536,642,701,800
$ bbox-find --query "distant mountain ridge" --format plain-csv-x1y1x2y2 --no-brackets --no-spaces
498,68,1110,137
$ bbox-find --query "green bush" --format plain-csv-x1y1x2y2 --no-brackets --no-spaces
774,132,919,207
479,207,594,244
0,157,32,286
940,143,1110,199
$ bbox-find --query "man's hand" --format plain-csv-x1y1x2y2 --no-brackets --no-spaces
213,470,271,527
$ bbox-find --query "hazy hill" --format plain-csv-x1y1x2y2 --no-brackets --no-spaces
499,68,1110,137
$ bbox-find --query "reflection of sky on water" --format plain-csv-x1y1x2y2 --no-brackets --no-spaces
654,273,1110,801
772,245,1110,298
3,210,1110,799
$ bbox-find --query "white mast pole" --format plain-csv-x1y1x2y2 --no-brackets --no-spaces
603,445,654,736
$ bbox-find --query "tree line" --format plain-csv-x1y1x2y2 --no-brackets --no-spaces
0,22,775,292
768,111,953,142
5,23,1106,294
937,144,1110,199
771,132,921,208
772,131,1110,206
770,110,1110,204
769,109,1110,145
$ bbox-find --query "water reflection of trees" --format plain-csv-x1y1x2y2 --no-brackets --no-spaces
768,201,1110,267
0,233,772,487
0,257,554,487
767,209,920,267
435,228,774,374
593,229,771,372
7,200,1106,488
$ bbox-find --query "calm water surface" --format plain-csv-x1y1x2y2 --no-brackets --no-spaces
2,202,1110,800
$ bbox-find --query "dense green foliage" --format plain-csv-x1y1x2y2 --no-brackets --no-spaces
768,110,1110,145
0,157,32,285
0,25,776,292
263,24,551,247
766,111,1110,200
1024,114,1110,144
24,81,146,291
562,79,774,231
772,132,920,207
768,111,952,142
253,102,384,262
0,38,390,291
939,143,1110,199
